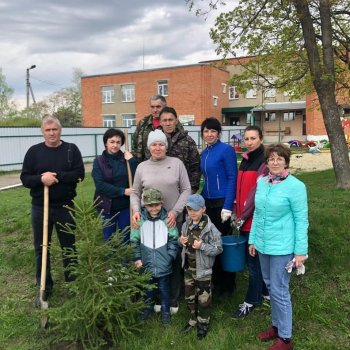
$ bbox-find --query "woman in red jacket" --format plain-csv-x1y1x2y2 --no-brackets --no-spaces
232,125,269,318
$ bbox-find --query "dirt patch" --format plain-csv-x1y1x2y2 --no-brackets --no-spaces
289,152,334,173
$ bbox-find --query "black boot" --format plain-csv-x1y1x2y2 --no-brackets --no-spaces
197,324,208,340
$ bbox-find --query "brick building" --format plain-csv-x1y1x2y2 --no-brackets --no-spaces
81,63,229,127
81,56,349,142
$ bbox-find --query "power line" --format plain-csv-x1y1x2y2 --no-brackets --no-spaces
30,76,68,88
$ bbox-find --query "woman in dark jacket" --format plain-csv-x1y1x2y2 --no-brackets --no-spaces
92,128,137,242
200,117,238,296
232,125,269,318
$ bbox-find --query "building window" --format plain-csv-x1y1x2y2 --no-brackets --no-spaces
246,87,257,99
230,117,240,126
229,86,239,100
246,112,253,124
283,112,295,121
102,86,115,103
222,83,227,93
179,115,195,125
264,87,276,98
265,112,276,122
263,77,276,98
213,96,218,106
121,84,135,102
103,115,116,127
122,113,136,127
246,80,257,99
158,80,168,96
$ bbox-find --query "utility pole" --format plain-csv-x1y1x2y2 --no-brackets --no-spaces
26,65,36,109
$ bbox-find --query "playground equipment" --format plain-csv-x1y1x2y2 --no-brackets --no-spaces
231,133,242,152
288,140,303,147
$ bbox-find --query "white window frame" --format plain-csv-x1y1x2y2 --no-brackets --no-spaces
265,112,276,122
103,115,116,127
264,87,276,98
229,86,239,100
246,112,253,124
158,80,168,96
122,113,136,127
121,84,135,102
246,80,258,99
102,86,115,104
283,111,295,121
222,83,227,93
263,77,276,98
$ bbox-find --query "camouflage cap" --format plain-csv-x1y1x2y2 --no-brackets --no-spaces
143,188,163,205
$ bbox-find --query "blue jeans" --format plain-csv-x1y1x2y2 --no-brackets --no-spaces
242,233,268,305
144,275,170,314
102,207,130,243
32,204,76,292
258,252,294,339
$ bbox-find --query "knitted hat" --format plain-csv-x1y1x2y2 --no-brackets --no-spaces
143,188,163,205
147,129,168,149
186,194,205,210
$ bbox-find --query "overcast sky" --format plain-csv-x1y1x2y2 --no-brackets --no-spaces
0,0,236,106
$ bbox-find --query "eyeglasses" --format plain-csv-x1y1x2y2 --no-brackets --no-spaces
267,157,285,163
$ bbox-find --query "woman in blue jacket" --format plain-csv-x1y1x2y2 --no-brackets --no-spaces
200,117,238,295
92,128,137,242
249,143,308,350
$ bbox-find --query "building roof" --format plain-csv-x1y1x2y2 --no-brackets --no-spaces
222,106,254,113
82,62,228,79
253,101,306,111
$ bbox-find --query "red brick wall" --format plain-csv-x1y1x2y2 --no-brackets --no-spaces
305,93,326,135
81,65,229,127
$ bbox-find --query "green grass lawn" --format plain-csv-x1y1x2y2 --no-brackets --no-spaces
0,171,349,349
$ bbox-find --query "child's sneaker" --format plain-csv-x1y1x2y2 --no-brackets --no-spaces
232,302,255,318
170,303,179,314
262,295,271,305
161,312,171,325
154,304,161,313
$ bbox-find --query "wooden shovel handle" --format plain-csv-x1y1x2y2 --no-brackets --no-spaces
124,130,133,224
124,129,133,188
40,185,49,302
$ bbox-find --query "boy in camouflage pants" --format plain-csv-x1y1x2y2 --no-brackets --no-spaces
179,194,222,339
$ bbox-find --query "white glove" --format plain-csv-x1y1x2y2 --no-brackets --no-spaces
285,258,307,275
221,209,232,223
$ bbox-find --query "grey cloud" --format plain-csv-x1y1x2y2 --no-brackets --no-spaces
0,0,229,102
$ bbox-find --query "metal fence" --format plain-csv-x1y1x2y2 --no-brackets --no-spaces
0,125,245,171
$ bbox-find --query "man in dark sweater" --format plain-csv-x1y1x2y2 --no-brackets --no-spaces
20,116,85,305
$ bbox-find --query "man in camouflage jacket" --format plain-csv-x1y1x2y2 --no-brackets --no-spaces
159,106,200,194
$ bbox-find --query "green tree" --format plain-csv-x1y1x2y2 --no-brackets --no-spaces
54,106,81,126
0,68,17,119
187,0,350,189
44,67,83,126
20,100,50,120
49,192,150,349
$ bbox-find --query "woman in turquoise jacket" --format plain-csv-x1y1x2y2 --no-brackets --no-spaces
249,143,308,350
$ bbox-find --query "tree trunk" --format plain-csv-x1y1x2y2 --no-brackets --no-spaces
293,0,350,189
318,93,350,189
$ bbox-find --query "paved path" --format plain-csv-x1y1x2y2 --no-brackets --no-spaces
0,173,22,191
0,163,92,191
